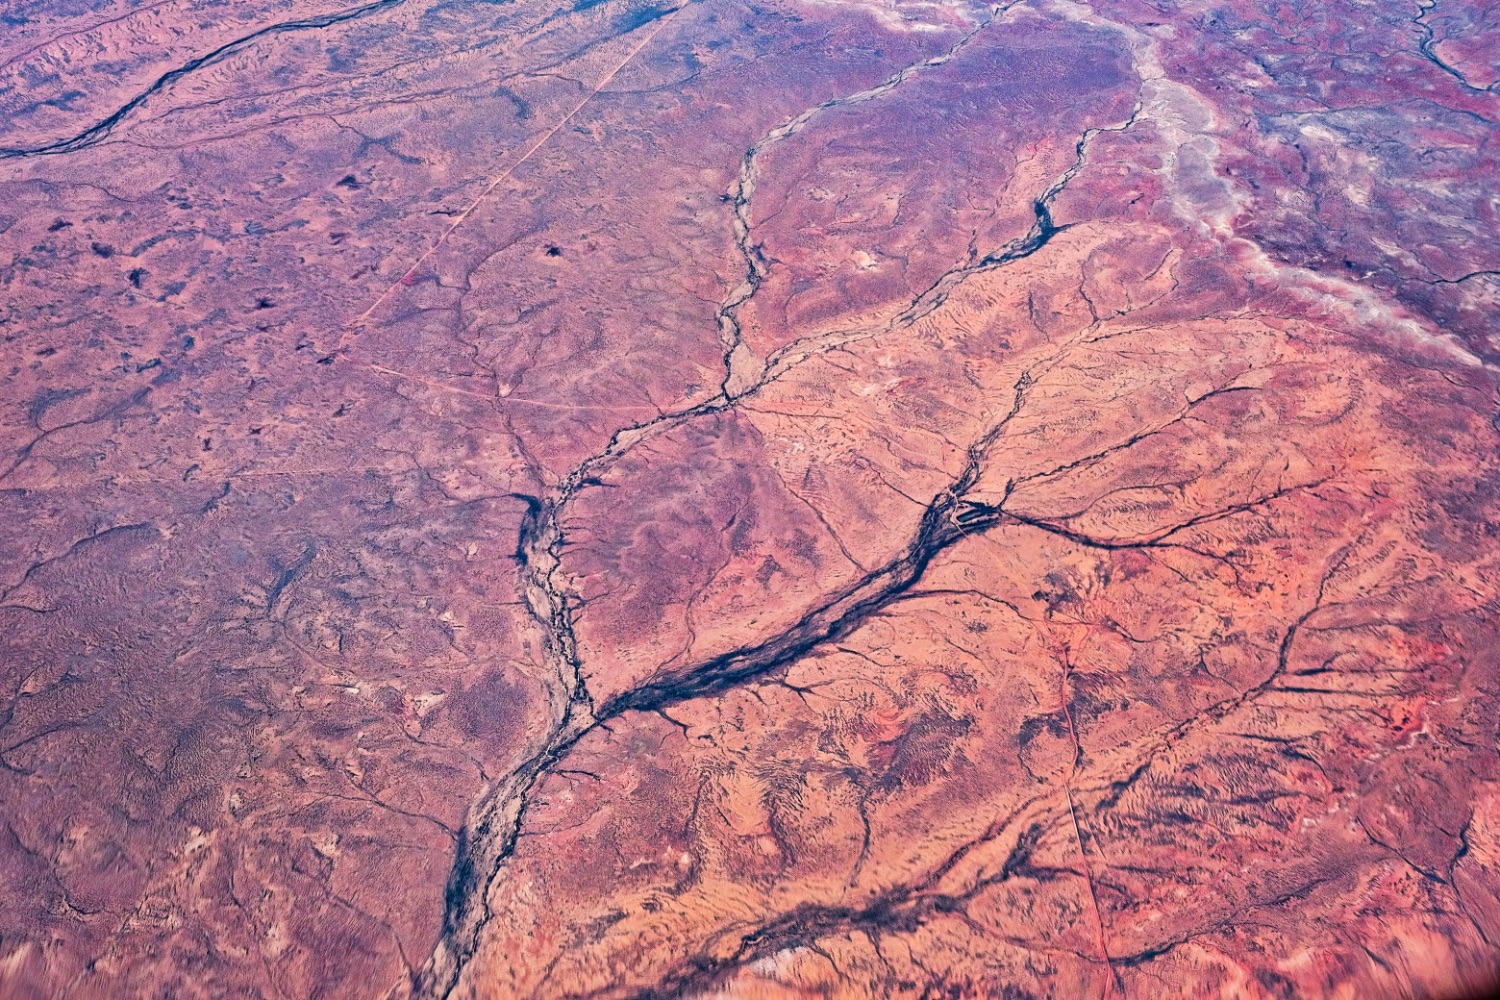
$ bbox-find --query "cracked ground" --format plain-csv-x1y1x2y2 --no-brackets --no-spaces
2,0,1499,997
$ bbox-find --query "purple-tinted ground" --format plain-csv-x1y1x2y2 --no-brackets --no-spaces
1,0,1499,997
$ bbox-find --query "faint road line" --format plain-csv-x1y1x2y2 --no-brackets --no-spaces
368,364,662,412
344,6,685,340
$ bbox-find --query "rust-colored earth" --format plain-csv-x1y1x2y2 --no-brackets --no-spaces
2,0,1499,997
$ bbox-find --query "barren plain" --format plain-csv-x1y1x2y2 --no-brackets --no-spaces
1,0,1499,997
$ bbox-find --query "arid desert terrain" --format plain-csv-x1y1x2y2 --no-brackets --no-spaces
2,0,1499,997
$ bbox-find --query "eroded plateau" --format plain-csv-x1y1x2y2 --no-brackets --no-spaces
2,0,1499,997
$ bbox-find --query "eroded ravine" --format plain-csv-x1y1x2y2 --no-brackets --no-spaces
5,0,1500,994
715,2,1014,397
0,0,410,159
408,41,1146,998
